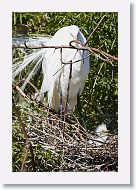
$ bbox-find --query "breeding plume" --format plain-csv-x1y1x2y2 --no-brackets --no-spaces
13,25,90,112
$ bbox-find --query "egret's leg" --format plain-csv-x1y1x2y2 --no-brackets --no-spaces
76,93,87,130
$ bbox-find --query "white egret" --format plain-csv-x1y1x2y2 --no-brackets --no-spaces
40,25,90,111
13,25,90,126
88,123,109,145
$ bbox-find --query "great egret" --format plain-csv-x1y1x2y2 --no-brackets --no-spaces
88,123,109,145
13,25,90,125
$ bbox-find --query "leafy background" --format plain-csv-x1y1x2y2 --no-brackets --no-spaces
12,12,118,171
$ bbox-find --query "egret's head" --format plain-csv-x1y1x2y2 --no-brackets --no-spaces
52,25,79,44
67,25,79,39
57,25,79,38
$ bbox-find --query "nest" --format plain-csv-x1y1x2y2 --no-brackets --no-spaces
12,93,118,172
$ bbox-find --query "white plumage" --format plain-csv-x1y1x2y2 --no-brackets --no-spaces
13,25,90,112
88,123,109,145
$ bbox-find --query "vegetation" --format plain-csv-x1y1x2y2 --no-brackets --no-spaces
12,12,118,172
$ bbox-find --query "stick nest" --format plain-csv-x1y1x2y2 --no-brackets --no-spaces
12,94,118,172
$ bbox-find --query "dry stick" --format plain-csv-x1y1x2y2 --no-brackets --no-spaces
13,87,36,172
85,14,106,46
91,47,118,61
53,41,93,83
65,60,72,111
64,157,89,170
93,47,114,89
92,62,105,90
90,46,115,118
54,113,106,145
59,48,65,134
16,85,29,99
69,39,117,62
20,144,30,172
13,101,36,172
28,125,62,142
92,44,109,91
12,43,118,62
62,60,73,140
50,59,67,161
57,61,69,168
59,48,66,162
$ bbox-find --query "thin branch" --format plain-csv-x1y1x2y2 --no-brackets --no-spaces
12,43,118,61
20,143,30,172
16,85,29,99
91,47,118,62
92,62,105,89
65,60,72,111
13,97,36,172
85,15,106,45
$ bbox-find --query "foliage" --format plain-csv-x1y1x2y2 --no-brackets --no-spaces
12,12,118,172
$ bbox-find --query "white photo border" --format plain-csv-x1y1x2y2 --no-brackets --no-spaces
0,0,130,184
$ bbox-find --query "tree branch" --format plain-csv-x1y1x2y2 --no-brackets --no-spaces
12,42,118,62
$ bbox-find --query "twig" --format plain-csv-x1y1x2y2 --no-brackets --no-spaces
12,43,118,61
91,47,118,61
85,15,106,45
20,142,30,172
65,60,72,111
58,51,64,131
92,62,105,90
64,157,89,170
16,85,29,99
13,97,36,172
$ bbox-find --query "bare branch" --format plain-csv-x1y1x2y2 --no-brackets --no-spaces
85,14,107,45
12,42,118,62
